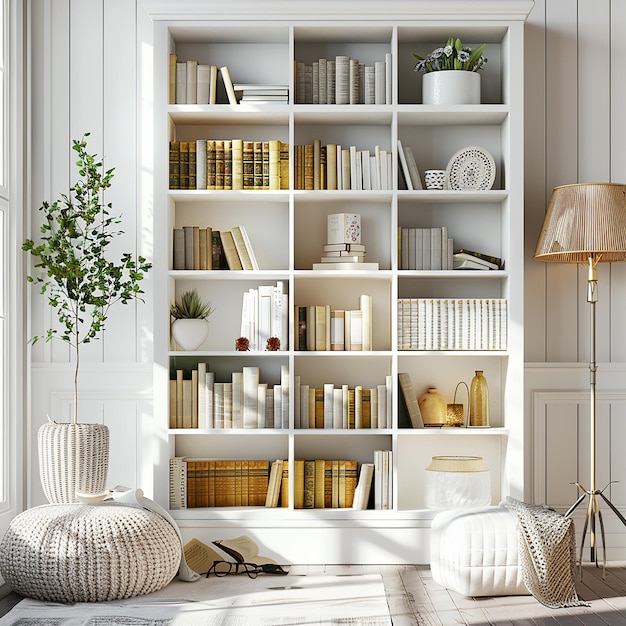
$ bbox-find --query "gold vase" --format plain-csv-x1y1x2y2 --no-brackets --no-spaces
469,370,489,427
418,387,446,427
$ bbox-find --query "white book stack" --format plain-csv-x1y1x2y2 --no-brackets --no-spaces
240,281,288,351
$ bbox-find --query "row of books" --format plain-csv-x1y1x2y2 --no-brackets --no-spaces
295,54,392,105
169,57,239,105
294,380,393,430
398,227,454,271
172,225,258,271
294,294,372,351
168,139,289,190
397,298,508,351
170,458,271,508
169,364,290,430
240,282,289,351
169,454,392,510
293,141,393,190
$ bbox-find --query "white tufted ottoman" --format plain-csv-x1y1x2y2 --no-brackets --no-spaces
430,505,529,597
0,503,182,603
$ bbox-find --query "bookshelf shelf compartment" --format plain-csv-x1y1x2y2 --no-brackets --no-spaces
151,1,529,562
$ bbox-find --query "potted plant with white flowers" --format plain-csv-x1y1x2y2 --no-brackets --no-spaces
413,37,487,105
23,134,152,503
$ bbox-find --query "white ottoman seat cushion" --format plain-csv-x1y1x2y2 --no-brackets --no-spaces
430,505,528,597
0,503,182,603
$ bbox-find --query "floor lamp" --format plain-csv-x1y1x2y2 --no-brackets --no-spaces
534,182,626,571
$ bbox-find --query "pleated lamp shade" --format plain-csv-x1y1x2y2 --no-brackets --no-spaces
534,182,626,264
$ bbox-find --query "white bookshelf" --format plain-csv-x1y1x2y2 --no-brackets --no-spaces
144,0,532,564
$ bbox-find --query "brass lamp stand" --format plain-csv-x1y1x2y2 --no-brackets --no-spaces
534,183,626,572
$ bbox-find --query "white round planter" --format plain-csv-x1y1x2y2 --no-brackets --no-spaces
171,318,209,351
423,71,481,105
38,421,110,504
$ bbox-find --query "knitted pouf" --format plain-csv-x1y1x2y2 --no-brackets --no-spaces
0,503,181,603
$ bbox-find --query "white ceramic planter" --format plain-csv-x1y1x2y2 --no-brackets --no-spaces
422,71,481,105
38,421,110,503
171,318,209,351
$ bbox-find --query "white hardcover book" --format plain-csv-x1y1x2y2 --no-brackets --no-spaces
197,362,207,428
360,294,372,351
327,60,335,104
196,139,207,190
240,290,251,345
377,384,387,430
205,371,215,429
213,382,224,429
220,66,238,105
403,144,423,190
281,365,289,429
335,55,350,104
231,371,243,429
324,383,335,429
441,226,449,270
370,155,378,190
300,384,309,429
243,366,260,429
341,149,351,190
223,382,233,429
342,384,350,429
430,227,442,271
294,375,301,429
273,385,282,428
333,388,343,429
349,146,359,190
397,140,413,190
272,282,288,351
370,387,378,429
374,60,386,104
374,449,383,510
361,150,371,190
385,52,392,104
257,383,268,429
197,64,211,104
336,144,343,190
386,375,393,429
422,228,431,270
330,309,345,350
175,61,187,104
352,462,374,510
258,284,274,351
186,60,198,104
265,388,275,428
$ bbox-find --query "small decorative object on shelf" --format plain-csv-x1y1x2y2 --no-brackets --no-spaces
469,370,490,427
266,337,281,351
170,289,213,351
417,387,446,427
235,336,250,351
445,381,469,427
413,37,487,105
424,455,491,509
424,169,447,190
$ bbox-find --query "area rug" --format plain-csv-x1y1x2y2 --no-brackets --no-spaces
0,573,392,625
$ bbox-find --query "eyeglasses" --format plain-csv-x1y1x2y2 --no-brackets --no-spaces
205,560,288,579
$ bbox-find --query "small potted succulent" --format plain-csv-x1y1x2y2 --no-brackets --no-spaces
413,37,487,105
170,288,214,351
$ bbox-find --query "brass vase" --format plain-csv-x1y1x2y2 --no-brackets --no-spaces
418,387,446,427
469,370,489,427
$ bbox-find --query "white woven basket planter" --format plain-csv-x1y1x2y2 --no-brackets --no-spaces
0,504,181,602
38,421,110,504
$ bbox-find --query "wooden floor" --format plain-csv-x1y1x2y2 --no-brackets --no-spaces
2,563,626,624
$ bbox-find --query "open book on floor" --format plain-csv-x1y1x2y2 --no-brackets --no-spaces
213,535,277,565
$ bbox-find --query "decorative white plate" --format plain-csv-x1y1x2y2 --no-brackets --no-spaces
446,146,496,190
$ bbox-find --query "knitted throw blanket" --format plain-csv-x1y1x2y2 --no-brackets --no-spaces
504,497,588,608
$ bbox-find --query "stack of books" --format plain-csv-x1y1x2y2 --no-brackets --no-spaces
453,248,504,270
234,83,289,104
313,213,379,270
240,281,288,352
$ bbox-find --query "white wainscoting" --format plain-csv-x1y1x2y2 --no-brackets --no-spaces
28,364,154,508
527,363,626,558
